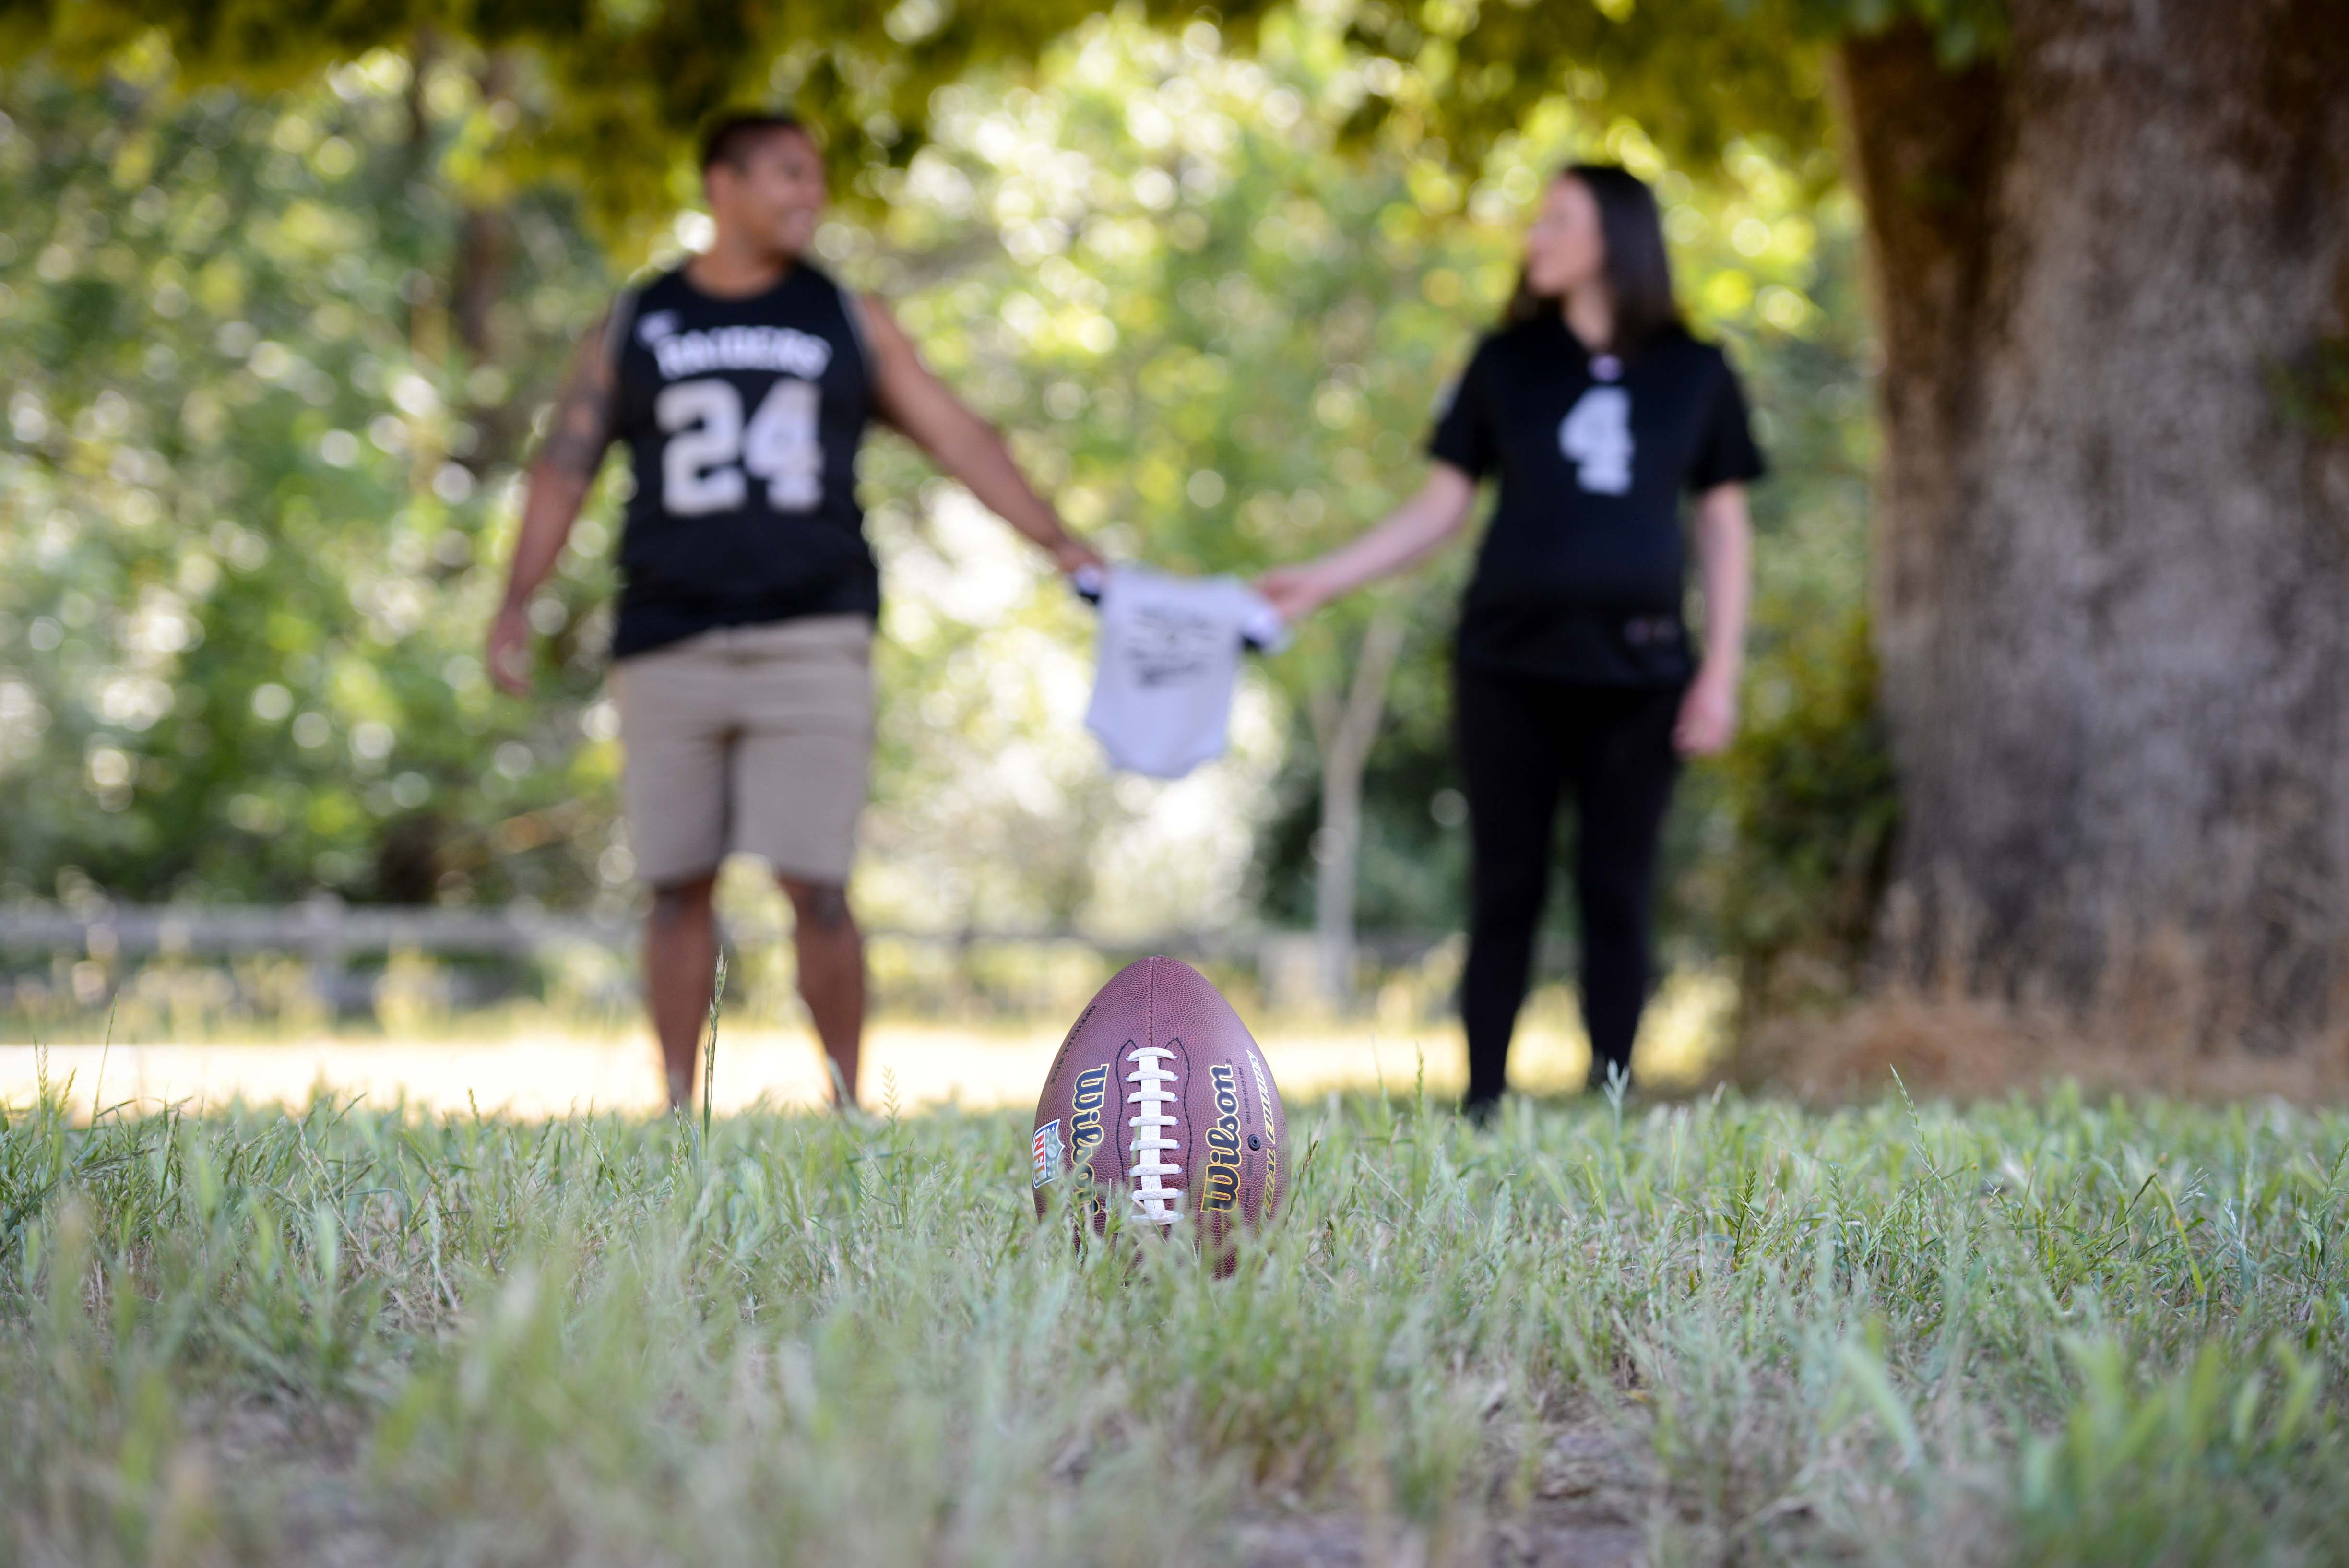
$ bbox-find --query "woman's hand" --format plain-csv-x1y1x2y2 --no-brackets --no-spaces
1257,465,1479,626
487,600,535,696
1257,563,1333,624
1673,665,1738,757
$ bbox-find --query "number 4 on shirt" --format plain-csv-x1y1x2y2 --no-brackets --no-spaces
1558,385,1634,496
744,380,822,510
655,376,823,516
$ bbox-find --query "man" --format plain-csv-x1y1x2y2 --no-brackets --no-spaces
488,112,1100,1110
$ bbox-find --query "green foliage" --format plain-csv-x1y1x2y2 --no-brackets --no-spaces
812,9,1511,935
1711,607,1898,1016
859,14,1511,572
1669,161,1884,990
1,0,1239,248
4,1082,2346,1560
0,53,623,907
3,7,1895,962
854,16,1881,950
851,11,1506,934
2,0,2015,246
1310,0,2014,185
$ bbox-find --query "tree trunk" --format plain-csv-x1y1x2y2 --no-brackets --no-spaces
452,55,520,464
1840,2,2349,1045
1307,613,1407,1011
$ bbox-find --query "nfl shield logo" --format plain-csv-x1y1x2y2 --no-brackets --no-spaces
1032,1121,1063,1188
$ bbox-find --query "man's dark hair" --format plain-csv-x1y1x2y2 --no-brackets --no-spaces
1502,164,1684,354
699,112,813,175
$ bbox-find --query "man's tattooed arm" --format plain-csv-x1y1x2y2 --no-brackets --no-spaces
487,309,620,694
534,312,620,477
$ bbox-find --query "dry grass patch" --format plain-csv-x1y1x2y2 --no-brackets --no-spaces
1738,990,2349,1104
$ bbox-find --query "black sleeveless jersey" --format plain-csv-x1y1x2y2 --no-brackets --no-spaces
606,261,877,658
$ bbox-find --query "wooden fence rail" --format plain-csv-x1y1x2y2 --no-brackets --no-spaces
0,900,1465,1012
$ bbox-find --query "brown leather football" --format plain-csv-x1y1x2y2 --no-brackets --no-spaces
1031,956,1289,1254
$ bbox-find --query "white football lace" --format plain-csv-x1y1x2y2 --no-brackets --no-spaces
1125,1044,1184,1227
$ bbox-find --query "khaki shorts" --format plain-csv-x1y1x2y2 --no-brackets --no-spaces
610,615,874,887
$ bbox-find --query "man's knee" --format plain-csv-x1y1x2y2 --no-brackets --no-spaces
649,873,717,927
782,877,854,934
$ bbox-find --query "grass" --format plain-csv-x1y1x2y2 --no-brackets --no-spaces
0,973,1734,1120
3,1069,2347,1567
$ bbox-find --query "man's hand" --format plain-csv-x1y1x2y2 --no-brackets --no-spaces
1050,536,1105,577
1673,665,1739,757
487,600,534,696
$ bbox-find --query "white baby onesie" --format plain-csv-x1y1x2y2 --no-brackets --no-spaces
1082,566,1287,780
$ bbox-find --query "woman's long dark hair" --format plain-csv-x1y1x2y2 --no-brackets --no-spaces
1501,164,1682,353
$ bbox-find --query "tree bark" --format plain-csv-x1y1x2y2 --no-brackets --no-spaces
1307,613,1406,1011
1840,1,2349,1045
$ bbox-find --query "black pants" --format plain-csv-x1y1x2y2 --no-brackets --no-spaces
1456,672,1683,1106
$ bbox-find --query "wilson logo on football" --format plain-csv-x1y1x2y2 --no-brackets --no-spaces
1202,1062,1242,1212
1069,1064,1109,1181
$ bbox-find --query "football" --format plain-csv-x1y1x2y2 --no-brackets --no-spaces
1031,956,1289,1256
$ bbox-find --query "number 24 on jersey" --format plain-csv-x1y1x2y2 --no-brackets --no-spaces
655,377,823,516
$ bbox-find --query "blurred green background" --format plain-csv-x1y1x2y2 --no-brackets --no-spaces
0,11,1890,1031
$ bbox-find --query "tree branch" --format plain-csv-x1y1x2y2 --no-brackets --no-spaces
1325,611,1407,783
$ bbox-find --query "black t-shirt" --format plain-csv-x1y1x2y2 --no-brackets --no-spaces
607,261,878,659
1427,315,1765,685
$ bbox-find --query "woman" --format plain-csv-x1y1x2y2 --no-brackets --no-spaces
1259,165,1762,1114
